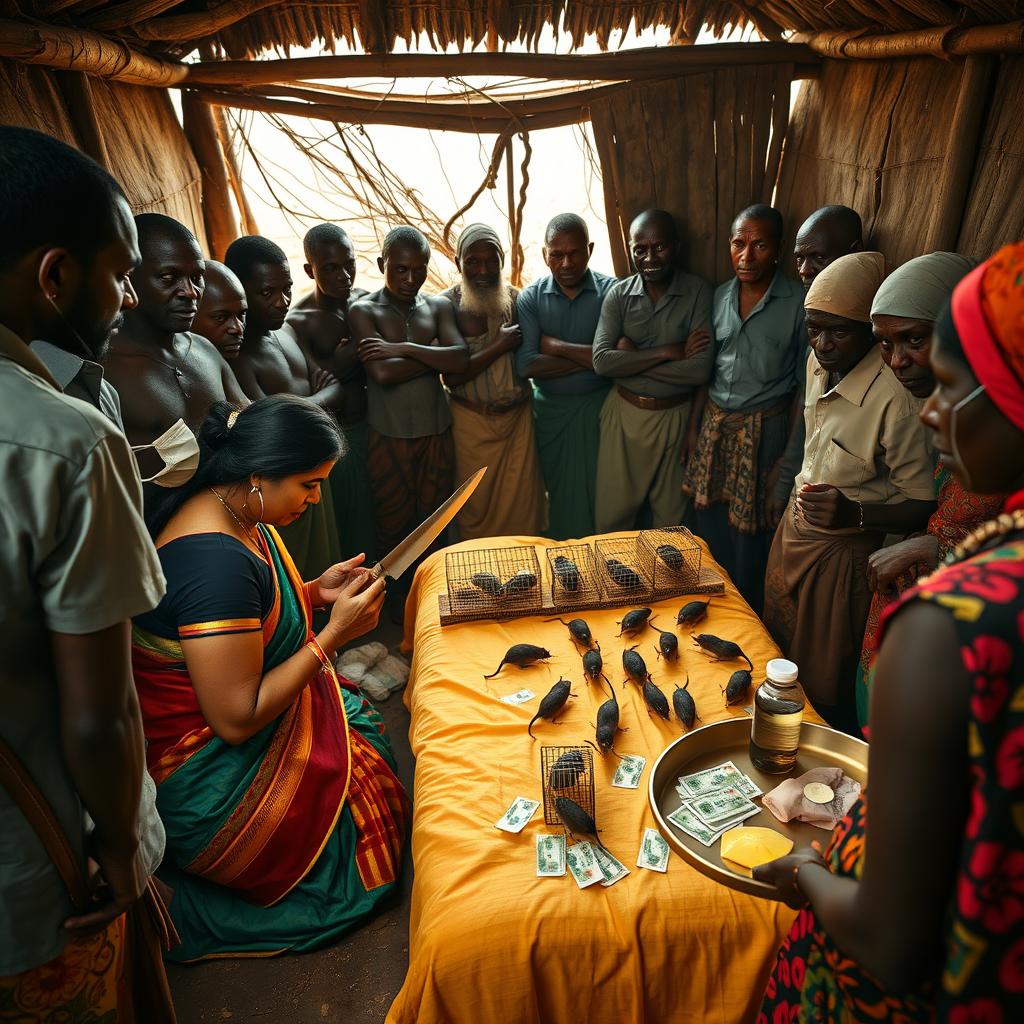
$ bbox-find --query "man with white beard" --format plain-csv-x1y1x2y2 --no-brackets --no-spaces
443,224,545,538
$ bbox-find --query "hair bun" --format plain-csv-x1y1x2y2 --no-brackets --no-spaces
200,401,238,452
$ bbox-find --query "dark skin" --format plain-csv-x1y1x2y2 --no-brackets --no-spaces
524,228,597,379
793,211,863,290
348,240,469,385
0,195,147,934
441,238,521,388
606,211,710,379
232,260,343,413
865,314,941,592
103,232,248,464
682,216,802,491
192,261,246,362
755,342,1024,993
796,309,934,533
289,236,369,424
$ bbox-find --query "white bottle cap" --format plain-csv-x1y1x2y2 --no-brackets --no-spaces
766,658,799,684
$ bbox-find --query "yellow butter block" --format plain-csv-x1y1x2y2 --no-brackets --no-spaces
720,827,794,869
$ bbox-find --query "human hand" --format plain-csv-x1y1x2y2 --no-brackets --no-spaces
321,572,387,651
358,337,402,362
867,535,938,593
615,335,636,351
497,322,522,352
795,483,858,529
64,841,147,935
313,554,369,605
752,848,827,909
310,365,338,392
684,328,712,359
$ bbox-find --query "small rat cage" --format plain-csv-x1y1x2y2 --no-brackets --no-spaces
444,545,543,621
546,544,602,611
637,526,703,596
594,537,653,602
541,744,596,826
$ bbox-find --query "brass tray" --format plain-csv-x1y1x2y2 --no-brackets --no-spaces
649,718,868,898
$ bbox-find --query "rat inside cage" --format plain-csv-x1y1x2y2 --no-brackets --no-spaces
541,744,596,826
445,545,543,618
594,537,653,601
637,526,702,594
546,543,602,611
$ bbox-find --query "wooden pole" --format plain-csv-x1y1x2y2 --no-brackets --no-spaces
56,71,110,168
181,93,242,259
132,0,281,42
924,56,994,252
212,104,260,236
184,41,818,87
0,17,187,85
86,0,181,33
794,20,1024,60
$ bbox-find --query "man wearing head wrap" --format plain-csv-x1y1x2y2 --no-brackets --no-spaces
854,253,1004,730
441,224,545,538
763,252,936,733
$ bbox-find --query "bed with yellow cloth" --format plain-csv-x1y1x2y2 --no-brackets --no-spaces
387,533,819,1024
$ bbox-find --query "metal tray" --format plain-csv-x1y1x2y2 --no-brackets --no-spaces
649,718,868,898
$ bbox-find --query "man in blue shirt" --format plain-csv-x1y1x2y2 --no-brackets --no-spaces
516,214,616,539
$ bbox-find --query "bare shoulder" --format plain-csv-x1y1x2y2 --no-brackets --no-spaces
426,293,457,314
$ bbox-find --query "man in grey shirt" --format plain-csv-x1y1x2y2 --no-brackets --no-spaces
592,209,713,531
0,129,167,1004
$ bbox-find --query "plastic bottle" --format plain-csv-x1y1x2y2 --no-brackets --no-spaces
749,658,804,774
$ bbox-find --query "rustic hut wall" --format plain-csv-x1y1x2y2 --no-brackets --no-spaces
590,63,793,283
0,58,208,251
773,55,1011,270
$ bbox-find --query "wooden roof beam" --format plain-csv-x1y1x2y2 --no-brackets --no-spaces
0,17,187,85
183,41,818,87
131,0,282,42
794,20,1024,59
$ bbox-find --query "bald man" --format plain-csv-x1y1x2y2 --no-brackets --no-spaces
442,223,545,539
793,205,864,291
592,209,713,531
102,214,247,480
192,260,246,362
288,223,375,562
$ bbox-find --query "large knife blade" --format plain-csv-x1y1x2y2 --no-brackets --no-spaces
368,466,487,582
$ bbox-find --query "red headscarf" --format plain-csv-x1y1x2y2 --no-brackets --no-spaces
951,242,1024,432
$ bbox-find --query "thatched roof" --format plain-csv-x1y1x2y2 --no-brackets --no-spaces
24,1,1024,59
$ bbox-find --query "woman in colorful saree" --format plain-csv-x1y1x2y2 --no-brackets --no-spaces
133,395,407,961
753,242,1024,1022
853,252,1005,731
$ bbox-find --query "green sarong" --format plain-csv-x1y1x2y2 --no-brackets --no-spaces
533,385,608,541
332,418,377,564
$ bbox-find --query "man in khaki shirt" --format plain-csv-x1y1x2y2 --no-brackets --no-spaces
764,252,936,732
0,129,168,1007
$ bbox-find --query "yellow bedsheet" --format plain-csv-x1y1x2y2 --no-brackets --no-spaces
387,534,814,1024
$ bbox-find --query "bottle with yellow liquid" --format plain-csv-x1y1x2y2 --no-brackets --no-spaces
749,658,804,774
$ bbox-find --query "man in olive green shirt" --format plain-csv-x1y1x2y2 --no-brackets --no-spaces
592,209,713,531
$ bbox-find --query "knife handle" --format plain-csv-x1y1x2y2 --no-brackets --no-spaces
368,562,386,581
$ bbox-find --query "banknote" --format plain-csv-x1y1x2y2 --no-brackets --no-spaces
593,844,630,887
611,754,646,790
666,805,718,846
495,796,540,833
535,833,566,877
499,689,535,706
678,760,747,798
566,841,603,889
687,786,757,828
636,827,670,872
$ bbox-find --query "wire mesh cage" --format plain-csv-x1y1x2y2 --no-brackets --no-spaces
594,537,653,601
546,543,602,611
541,744,595,826
445,545,543,618
637,526,702,595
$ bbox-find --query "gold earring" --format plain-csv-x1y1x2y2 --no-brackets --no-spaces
246,484,265,522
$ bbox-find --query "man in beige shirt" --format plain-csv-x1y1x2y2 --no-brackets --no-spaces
764,251,936,732
442,223,545,538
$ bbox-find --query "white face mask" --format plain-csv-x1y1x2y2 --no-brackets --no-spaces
131,419,201,487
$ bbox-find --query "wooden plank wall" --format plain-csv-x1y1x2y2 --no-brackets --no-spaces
590,63,793,284
0,59,209,252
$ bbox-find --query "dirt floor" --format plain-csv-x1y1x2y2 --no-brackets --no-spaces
165,618,415,1024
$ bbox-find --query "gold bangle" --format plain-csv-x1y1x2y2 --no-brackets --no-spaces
306,637,331,669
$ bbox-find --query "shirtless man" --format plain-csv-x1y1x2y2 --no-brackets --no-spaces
224,234,344,578
102,214,247,477
192,260,246,362
287,224,375,561
348,226,469,571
